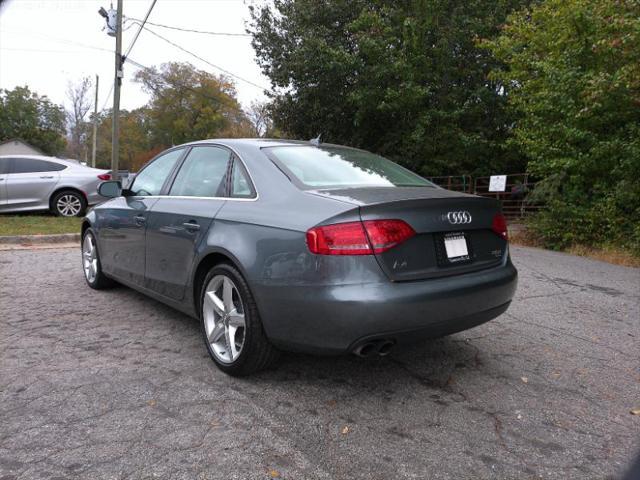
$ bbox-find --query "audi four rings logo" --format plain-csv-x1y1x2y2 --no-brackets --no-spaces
446,211,472,224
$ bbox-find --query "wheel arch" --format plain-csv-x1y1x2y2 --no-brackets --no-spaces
192,249,246,315
81,220,91,239
49,186,87,210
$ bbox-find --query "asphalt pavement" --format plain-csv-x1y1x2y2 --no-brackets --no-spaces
0,245,638,479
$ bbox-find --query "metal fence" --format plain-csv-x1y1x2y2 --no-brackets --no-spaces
425,175,473,193
427,173,541,220
473,174,542,220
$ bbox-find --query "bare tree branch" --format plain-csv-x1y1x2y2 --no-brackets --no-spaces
66,77,92,160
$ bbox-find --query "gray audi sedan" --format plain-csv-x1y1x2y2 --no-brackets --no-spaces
82,139,517,375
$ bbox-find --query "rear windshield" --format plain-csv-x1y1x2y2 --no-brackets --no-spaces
266,145,434,189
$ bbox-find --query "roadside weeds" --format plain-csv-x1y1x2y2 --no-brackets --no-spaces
509,226,640,268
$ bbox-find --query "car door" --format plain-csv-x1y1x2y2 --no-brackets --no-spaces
144,145,233,300
97,147,186,286
5,158,64,211
0,158,9,209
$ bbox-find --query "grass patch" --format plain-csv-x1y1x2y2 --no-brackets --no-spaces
0,215,82,236
510,224,640,268
565,245,640,268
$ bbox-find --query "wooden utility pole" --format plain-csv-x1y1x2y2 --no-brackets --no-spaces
110,0,123,179
91,74,99,168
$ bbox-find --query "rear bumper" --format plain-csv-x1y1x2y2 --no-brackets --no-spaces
257,259,518,354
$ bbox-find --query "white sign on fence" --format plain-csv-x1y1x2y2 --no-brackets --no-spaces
489,175,507,192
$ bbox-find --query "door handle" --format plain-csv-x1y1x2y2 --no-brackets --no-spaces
183,221,200,232
134,215,146,226
40,175,54,179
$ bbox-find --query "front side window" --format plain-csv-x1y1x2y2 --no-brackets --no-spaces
266,146,434,189
169,146,231,197
11,159,66,174
130,148,184,196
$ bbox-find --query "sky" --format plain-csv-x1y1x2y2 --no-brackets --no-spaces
0,0,271,113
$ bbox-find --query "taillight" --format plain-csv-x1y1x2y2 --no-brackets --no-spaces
97,173,111,180
306,220,415,255
492,213,508,241
363,220,416,253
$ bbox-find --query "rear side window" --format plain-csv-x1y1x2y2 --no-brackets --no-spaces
169,146,231,197
10,158,66,173
230,159,255,198
130,148,184,196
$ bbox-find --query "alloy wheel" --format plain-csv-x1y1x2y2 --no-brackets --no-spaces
57,194,82,216
203,274,246,364
82,234,98,283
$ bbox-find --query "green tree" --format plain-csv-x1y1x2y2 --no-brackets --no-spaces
134,62,252,147
0,86,67,155
92,108,151,171
485,0,640,253
249,0,529,176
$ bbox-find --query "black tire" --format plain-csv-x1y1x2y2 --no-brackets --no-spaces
200,263,279,376
52,190,87,217
81,228,116,289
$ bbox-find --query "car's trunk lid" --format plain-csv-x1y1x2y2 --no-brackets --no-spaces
308,187,507,281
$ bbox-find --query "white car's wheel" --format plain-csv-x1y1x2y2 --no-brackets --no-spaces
52,190,86,217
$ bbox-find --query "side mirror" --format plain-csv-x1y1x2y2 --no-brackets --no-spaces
98,180,122,198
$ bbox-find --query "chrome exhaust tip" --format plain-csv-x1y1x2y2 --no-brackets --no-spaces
377,340,395,356
353,342,377,357
353,339,395,357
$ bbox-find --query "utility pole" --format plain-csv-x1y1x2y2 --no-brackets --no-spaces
91,74,99,168
111,0,123,180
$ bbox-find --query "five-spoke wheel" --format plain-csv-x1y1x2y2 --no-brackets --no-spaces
203,275,246,363
83,233,99,284
200,264,278,375
81,229,115,289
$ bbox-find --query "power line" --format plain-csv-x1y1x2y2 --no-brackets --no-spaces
125,17,251,37
98,57,152,112
124,0,158,59
100,57,246,116
0,47,103,54
101,83,115,111
1,28,112,53
125,56,248,115
130,21,271,92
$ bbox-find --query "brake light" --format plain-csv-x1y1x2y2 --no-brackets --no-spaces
97,173,111,180
306,220,415,255
363,220,416,253
492,213,508,241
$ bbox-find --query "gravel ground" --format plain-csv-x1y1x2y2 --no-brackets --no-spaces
0,245,638,480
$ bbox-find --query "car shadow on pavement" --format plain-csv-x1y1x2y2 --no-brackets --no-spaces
116,279,491,398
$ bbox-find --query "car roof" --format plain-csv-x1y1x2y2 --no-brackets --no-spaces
0,154,80,165
183,138,306,148
0,155,80,165
183,138,359,150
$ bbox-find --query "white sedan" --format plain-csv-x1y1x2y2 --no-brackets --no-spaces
0,155,111,216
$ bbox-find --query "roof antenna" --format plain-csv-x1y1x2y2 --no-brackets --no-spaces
309,134,322,146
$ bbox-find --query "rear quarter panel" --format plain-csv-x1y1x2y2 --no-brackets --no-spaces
58,167,107,204
193,189,388,336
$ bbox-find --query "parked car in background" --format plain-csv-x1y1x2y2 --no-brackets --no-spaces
82,139,517,376
0,155,110,216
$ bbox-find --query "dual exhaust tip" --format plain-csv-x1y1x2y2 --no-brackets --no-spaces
353,339,395,358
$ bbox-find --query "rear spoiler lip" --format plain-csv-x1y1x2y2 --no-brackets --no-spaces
307,188,497,208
